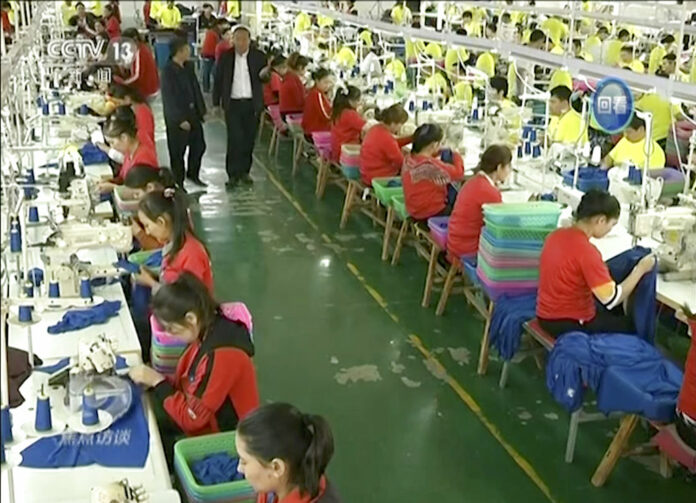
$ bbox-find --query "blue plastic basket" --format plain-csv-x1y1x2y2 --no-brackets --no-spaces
341,165,361,180
562,168,609,192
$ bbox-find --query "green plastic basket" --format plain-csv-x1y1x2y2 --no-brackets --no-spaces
391,195,409,220
174,431,255,503
479,235,542,259
128,249,162,276
482,202,562,228
483,220,554,242
477,254,539,281
372,177,403,206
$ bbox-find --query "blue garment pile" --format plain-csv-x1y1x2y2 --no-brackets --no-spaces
47,300,122,334
546,332,683,421
489,294,537,361
20,382,149,468
79,142,109,165
192,453,245,485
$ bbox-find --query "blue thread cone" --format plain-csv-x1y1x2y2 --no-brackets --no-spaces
80,104,89,115
523,125,532,139
79,277,92,299
18,305,32,323
472,108,479,120
81,388,99,426
10,220,21,253
529,129,537,142
517,145,524,158
26,168,36,184
524,140,532,156
34,394,52,432
48,281,60,298
42,103,49,116
23,282,34,298
1,407,13,443
28,206,39,223
532,142,541,158
57,102,66,115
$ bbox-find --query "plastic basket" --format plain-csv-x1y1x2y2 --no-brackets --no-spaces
427,216,449,249
476,267,538,300
482,202,562,228
114,186,140,214
174,431,255,503
477,245,540,269
128,249,162,276
285,113,304,135
311,131,331,146
461,256,479,285
391,195,409,220
480,229,544,255
562,168,609,192
477,253,539,281
341,165,361,180
372,177,403,205
483,220,554,242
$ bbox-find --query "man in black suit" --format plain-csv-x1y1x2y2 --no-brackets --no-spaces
213,25,269,189
161,37,207,187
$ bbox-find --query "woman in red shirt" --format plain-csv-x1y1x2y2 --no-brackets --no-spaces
109,84,155,144
135,188,214,293
402,123,465,220
447,145,511,261
103,4,120,38
359,104,410,185
537,190,656,336
330,85,366,163
129,273,258,466
236,403,341,503
114,29,160,100
100,107,158,191
301,68,333,136
677,312,696,449
279,52,309,120
263,55,286,106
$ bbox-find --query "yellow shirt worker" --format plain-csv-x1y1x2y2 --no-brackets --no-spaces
293,11,312,39
158,2,181,29
445,47,469,75
549,86,588,145
391,3,412,25
603,116,666,170
61,1,76,25
385,58,406,81
635,93,682,142
542,17,568,47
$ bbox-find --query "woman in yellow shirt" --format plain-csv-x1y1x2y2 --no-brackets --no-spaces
602,116,666,170
158,0,181,29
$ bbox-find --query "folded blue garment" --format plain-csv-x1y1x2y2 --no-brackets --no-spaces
489,294,537,361
79,142,109,165
546,332,683,420
20,382,149,468
192,453,244,485
144,250,163,268
36,356,129,375
114,259,141,275
47,300,122,334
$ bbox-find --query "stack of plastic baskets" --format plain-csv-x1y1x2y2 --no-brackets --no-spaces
174,431,256,503
340,143,361,179
476,202,562,300
151,315,187,375
285,114,304,136
312,131,332,161
372,177,403,206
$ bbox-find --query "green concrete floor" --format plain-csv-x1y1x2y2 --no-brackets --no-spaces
157,111,694,503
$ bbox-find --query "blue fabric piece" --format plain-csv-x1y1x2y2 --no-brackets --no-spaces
47,300,122,334
114,259,141,274
385,179,402,188
79,142,109,165
440,148,453,163
605,246,657,344
131,285,152,322
489,294,538,361
28,268,44,287
546,332,682,420
19,382,149,468
35,356,128,375
143,250,163,267
192,453,244,485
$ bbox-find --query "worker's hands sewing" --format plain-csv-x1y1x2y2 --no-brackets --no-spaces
135,266,159,288
129,364,165,388
97,181,116,194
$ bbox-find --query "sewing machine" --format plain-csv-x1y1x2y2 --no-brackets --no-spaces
91,479,148,503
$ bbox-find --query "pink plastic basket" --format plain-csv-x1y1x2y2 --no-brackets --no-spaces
312,131,331,145
427,216,449,250
477,246,540,269
267,105,286,131
476,266,537,300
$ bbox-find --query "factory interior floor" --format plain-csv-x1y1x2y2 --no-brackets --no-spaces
150,100,694,503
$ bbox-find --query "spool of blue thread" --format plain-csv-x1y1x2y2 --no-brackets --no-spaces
80,276,92,299
529,129,537,142
52,89,59,98
1,407,13,443
80,104,89,115
524,140,532,156
36,96,44,108
408,101,415,112
422,101,428,111
472,108,479,121
523,125,532,139
517,144,524,158
26,168,36,184
28,206,39,223
34,391,52,432
24,186,35,199
42,103,50,116
81,388,99,426
48,281,60,298
372,84,377,94
10,220,21,253
18,305,33,323
57,102,66,115
23,281,34,298
532,142,542,158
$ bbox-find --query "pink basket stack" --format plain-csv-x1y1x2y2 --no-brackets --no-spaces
150,315,187,375
312,132,332,161
267,105,286,132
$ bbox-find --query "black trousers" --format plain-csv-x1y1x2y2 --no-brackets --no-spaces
225,99,259,180
676,411,696,450
166,120,206,187
539,309,635,338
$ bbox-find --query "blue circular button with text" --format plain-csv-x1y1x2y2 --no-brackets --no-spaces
591,77,634,134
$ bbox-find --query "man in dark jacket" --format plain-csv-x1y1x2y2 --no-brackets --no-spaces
161,37,207,187
212,25,269,189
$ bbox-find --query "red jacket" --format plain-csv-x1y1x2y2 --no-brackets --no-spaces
153,313,258,436
134,103,155,145
201,29,219,58
331,109,365,163
279,71,305,114
161,233,214,293
447,173,501,260
402,152,465,220
116,138,158,182
105,15,120,38
215,39,231,63
359,124,411,185
115,42,160,98
302,87,332,135
263,71,282,106
678,318,696,421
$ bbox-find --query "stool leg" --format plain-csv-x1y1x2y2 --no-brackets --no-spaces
257,114,265,143
421,243,439,307
390,220,409,266
435,263,458,315
293,139,304,176
382,206,395,261
340,182,355,229
476,300,495,375
659,452,672,479
499,361,510,389
591,415,639,487
315,159,326,197
565,409,581,463
268,127,277,156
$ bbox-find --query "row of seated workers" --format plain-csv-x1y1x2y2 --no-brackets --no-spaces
74,9,694,499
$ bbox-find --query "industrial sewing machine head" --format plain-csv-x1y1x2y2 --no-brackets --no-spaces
78,334,118,375
90,479,148,503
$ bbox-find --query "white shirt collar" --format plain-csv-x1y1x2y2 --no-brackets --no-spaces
235,50,249,58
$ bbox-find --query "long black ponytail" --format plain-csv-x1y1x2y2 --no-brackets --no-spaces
237,403,334,499
331,85,361,122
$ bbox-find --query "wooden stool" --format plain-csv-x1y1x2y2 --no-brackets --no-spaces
339,179,367,229
591,415,640,487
